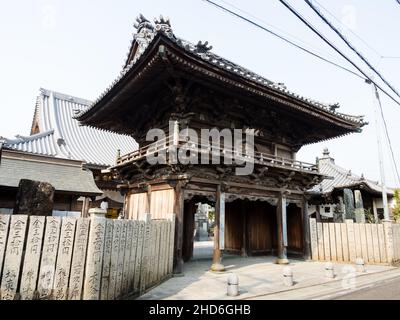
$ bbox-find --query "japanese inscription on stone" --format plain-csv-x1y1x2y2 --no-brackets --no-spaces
68,218,90,300
115,221,127,298
54,217,77,300
0,215,28,300
83,217,106,300
38,216,61,299
100,219,114,300
0,214,11,279
20,216,45,300
107,219,121,300
122,220,133,295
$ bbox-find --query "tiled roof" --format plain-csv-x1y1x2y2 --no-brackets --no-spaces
4,89,138,167
77,14,366,128
310,149,394,196
0,150,102,196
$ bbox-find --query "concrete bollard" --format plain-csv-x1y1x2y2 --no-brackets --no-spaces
324,262,335,279
283,267,293,287
227,274,239,296
355,258,366,273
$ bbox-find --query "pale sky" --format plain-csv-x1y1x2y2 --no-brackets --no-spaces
0,0,399,187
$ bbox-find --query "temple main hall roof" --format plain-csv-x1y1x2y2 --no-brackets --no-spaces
3,88,138,167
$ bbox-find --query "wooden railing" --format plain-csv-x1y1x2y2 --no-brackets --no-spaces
115,135,318,173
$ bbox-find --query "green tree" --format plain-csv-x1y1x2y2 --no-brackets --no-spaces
393,189,400,222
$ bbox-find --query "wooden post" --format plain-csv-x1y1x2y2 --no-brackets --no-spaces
276,193,289,264
211,185,225,272
81,197,90,218
241,201,248,257
302,197,312,261
173,181,184,274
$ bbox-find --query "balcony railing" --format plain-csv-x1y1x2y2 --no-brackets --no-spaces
115,135,318,173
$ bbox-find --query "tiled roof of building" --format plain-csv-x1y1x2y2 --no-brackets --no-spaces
0,149,102,196
76,14,366,128
310,149,394,196
4,89,138,167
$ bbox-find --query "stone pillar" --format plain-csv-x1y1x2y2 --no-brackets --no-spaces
302,197,312,261
211,185,225,272
173,181,184,275
354,190,366,223
382,219,394,265
276,193,289,264
89,208,107,218
372,198,379,222
344,188,355,220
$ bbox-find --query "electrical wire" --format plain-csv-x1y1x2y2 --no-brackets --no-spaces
277,0,400,107
373,85,400,185
201,0,366,80
304,0,400,103
312,0,383,58
218,0,344,64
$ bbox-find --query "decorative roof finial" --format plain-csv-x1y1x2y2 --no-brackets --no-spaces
154,15,173,37
133,14,153,32
329,102,340,112
323,148,330,157
195,41,213,53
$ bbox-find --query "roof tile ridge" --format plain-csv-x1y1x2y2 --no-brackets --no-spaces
325,160,360,182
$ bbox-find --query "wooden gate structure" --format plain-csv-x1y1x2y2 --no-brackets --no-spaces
75,15,366,272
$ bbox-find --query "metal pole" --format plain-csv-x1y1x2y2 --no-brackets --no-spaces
371,83,390,220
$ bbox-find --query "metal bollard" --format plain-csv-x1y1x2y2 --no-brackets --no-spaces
355,258,366,273
283,267,293,286
325,262,335,279
227,274,239,296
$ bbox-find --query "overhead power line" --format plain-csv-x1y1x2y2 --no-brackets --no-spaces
218,0,343,64
304,0,400,103
277,0,400,107
373,84,400,185
303,0,400,186
313,0,383,58
201,0,366,80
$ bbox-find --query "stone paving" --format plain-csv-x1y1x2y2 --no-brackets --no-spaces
139,255,397,300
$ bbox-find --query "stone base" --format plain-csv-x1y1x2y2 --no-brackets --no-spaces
172,272,185,277
210,263,225,272
275,258,290,265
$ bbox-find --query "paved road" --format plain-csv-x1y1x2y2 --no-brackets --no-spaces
334,277,400,300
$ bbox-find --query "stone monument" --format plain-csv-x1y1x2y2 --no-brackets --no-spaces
13,179,55,216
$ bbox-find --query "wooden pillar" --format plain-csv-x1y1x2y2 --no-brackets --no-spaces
241,201,248,257
211,185,225,271
276,193,289,264
81,197,90,218
302,197,312,261
173,181,185,274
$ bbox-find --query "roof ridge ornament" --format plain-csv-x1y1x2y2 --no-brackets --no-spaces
134,14,154,32
329,102,340,112
195,41,213,54
154,15,174,38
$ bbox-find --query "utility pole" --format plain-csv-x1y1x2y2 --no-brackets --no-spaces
371,83,390,220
